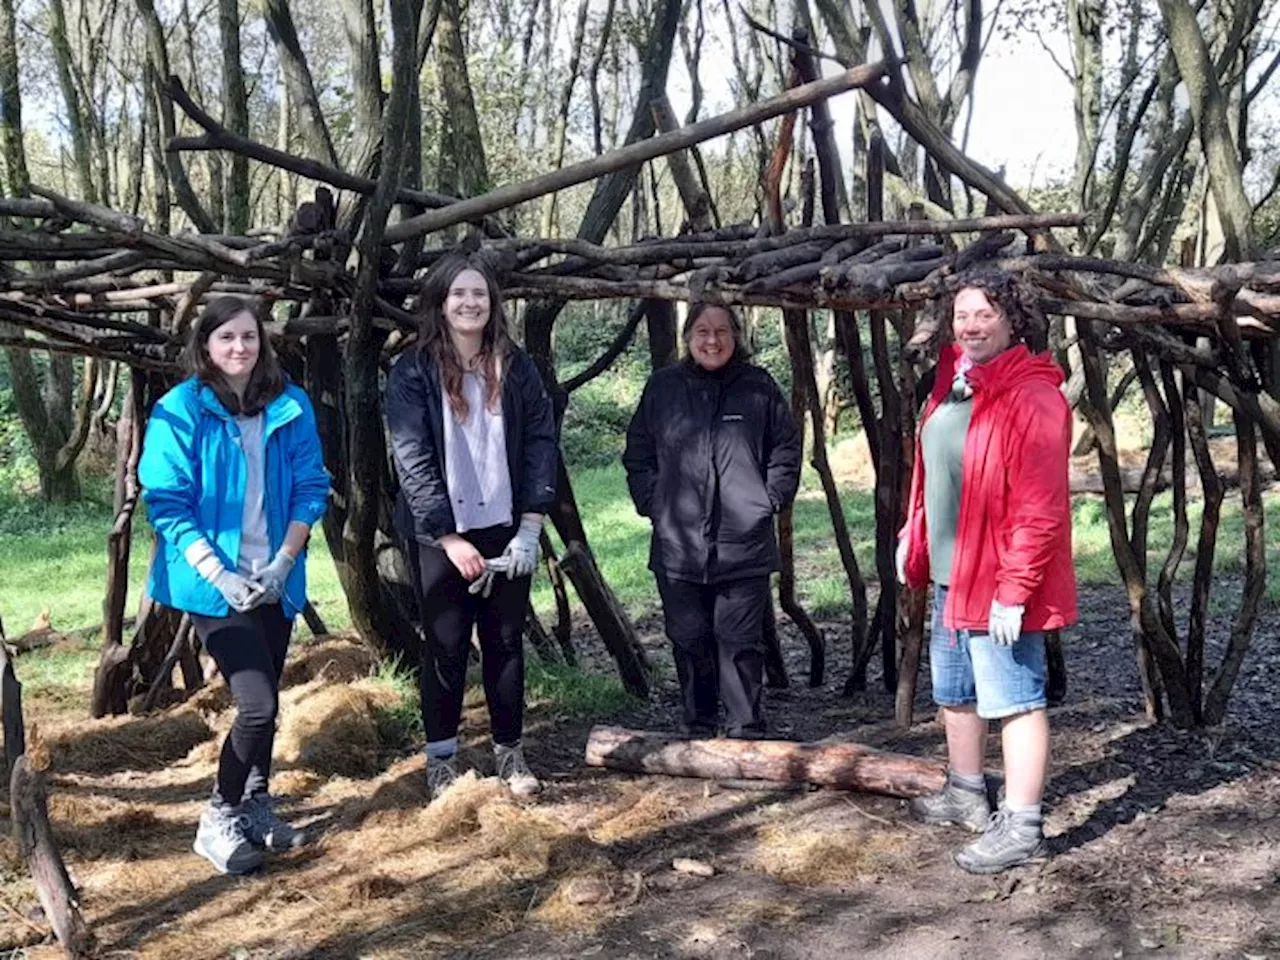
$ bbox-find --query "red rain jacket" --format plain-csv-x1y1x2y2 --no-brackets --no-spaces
902,343,1078,632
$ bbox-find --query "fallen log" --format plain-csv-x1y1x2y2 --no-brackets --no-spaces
584,725,945,798
11,756,95,959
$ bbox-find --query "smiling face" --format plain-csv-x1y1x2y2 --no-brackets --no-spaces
687,307,736,371
443,268,493,344
952,286,1014,365
204,310,260,387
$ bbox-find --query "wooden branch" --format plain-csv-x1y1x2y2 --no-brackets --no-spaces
384,60,892,242
10,757,95,958
162,76,507,237
29,183,144,236
584,726,946,798
0,639,25,779
562,301,646,393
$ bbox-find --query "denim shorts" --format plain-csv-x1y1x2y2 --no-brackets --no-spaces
930,585,1047,719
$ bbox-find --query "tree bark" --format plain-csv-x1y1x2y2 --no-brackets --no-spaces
261,0,340,167
11,757,95,958
1156,0,1254,260
584,725,946,798
217,0,251,234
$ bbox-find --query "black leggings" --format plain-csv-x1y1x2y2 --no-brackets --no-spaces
407,525,531,748
191,604,292,807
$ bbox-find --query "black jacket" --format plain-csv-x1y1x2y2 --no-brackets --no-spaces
623,358,801,583
385,345,559,543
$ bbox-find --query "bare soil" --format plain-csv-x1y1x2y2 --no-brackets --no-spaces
3,579,1280,959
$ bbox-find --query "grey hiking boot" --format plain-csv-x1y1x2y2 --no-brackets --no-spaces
495,742,542,798
908,774,992,833
426,754,459,800
241,795,307,852
954,806,1049,874
193,803,264,875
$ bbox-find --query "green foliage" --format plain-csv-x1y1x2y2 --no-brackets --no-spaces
366,653,424,751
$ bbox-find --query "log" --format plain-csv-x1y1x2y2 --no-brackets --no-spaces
584,726,946,798
383,61,891,242
10,757,95,958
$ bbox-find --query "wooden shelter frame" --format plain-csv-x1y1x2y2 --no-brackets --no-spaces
0,59,1272,730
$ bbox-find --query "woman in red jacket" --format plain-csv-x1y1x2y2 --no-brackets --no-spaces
897,270,1077,874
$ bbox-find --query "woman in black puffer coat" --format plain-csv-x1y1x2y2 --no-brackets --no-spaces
623,303,800,738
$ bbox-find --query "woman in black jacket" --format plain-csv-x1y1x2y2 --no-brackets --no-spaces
623,303,801,738
386,252,559,800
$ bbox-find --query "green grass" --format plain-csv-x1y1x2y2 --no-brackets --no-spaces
365,653,424,751
526,659,636,719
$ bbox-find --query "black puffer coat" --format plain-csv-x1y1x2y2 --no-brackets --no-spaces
622,358,801,583
385,345,559,544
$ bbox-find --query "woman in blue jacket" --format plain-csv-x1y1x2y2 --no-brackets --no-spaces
139,295,329,875
386,253,558,802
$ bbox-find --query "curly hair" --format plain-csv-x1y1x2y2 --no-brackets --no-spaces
941,269,1046,351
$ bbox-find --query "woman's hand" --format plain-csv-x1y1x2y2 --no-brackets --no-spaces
895,538,909,585
439,533,486,581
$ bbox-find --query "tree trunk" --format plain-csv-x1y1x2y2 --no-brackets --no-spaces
1156,0,1254,260
584,725,946,798
217,0,251,234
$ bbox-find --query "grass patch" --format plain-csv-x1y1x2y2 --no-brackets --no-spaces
526,660,635,720
366,653,424,752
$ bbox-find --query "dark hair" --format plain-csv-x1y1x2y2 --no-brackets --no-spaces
682,301,751,364
186,295,286,416
418,252,513,420
943,270,1044,350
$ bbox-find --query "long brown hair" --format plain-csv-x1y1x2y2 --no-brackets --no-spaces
186,294,286,416
418,252,514,420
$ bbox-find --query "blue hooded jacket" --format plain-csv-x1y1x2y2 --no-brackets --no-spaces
139,378,331,618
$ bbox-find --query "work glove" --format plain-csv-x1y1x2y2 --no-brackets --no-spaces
467,556,512,599
895,538,909,585
988,600,1025,646
501,515,543,579
252,550,296,605
185,539,265,613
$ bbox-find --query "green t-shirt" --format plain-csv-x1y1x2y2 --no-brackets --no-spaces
920,395,973,586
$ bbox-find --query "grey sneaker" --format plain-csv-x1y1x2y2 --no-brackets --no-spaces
426,754,459,800
908,774,992,833
954,806,1048,874
494,742,542,798
240,795,307,852
193,804,264,875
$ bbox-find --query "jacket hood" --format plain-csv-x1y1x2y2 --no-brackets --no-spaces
936,343,1063,400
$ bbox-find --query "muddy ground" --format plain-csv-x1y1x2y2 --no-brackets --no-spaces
2,580,1279,959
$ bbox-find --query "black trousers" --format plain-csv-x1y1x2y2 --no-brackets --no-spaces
191,604,293,807
655,573,769,737
407,525,531,748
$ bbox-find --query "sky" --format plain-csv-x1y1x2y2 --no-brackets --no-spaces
659,7,1079,198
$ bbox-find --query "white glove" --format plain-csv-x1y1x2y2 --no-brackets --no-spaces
895,538,909,585
988,600,1025,646
467,556,511,598
501,515,543,579
252,550,296,605
185,539,265,613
